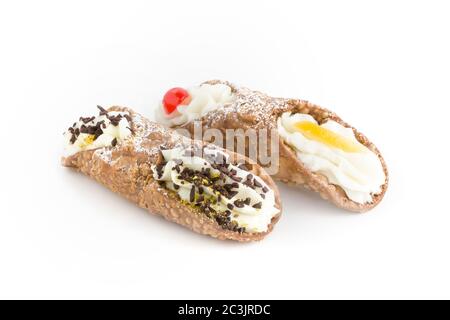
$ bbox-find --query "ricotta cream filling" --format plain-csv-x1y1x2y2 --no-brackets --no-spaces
152,147,279,232
63,107,132,157
277,112,385,204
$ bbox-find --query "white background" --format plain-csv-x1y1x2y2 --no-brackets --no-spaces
0,0,449,299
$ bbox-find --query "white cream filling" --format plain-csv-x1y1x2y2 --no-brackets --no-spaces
277,112,385,204
152,147,279,232
155,83,235,127
63,111,132,157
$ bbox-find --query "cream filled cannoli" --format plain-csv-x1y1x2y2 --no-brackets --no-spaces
62,106,281,241
155,80,388,212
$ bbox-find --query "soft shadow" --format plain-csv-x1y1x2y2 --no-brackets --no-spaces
276,181,356,218
61,168,260,248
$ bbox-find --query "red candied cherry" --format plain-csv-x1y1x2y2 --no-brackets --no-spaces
163,87,191,114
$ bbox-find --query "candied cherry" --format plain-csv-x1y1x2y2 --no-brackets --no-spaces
163,87,191,114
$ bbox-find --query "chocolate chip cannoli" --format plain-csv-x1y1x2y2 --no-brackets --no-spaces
155,81,388,212
62,106,281,241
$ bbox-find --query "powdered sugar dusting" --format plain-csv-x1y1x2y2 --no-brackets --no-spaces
85,106,227,167
95,148,113,163
201,80,289,128
87,107,174,165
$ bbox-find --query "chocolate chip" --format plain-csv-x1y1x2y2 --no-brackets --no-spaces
97,105,108,115
243,180,254,188
158,181,166,188
94,128,103,138
155,163,165,179
111,138,117,147
262,186,269,193
189,186,195,203
253,179,262,188
107,114,123,126
244,197,251,206
228,191,238,199
227,203,234,210
231,176,242,182
80,125,88,133
252,202,262,209
233,199,245,208
79,116,91,124
87,126,96,134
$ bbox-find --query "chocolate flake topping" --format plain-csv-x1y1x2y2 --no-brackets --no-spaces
66,106,132,147
154,148,272,234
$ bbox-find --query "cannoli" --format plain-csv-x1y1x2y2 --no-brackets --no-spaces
62,106,281,241
155,81,388,212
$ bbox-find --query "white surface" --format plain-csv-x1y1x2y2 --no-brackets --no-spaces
0,0,449,299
